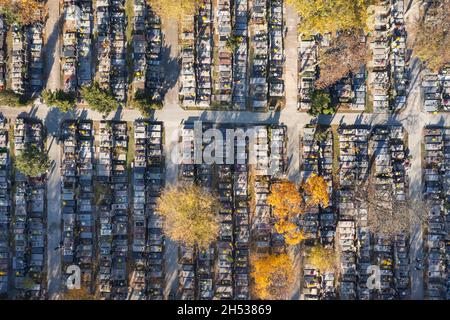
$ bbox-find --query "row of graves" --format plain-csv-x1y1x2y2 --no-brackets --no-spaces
297,35,317,111
10,21,44,96
371,0,408,112
129,120,165,300
0,16,6,91
95,0,127,102
12,117,46,299
177,123,200,299
60,120,95,294
213,0,251,110
213,0,233,108
194,137,215,300
252,124,287,279
423,127,450,299
370,126,409,299
371,1,392,112
62,0,93,92
267,0,284,105
249,0,269,111
249,0,286,111
96,121,114,298
0,116,10,295
99,121,129,299
130,1,162,102
214,124,254,299
176,123,232,299
336,125,410,300
231,0,250,110
179,1,213,108
422,66,450,112
336,126,370,300
299,126,337,299
390,0,407,110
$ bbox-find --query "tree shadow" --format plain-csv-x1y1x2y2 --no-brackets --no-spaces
42,15,63,91
159,44,180,102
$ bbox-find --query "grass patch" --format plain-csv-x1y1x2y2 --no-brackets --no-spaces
330,125,340,186
127,122,135,171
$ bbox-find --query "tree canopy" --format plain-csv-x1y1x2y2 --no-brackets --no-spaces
307,244,336,272
0,0,44,25
267,181,303,219
302,173,330,208
157,183,221,248
15,144,50,178
287,0,373,36
61,287,96,300
316,32,367,89
413,0,450,72
80,82,118,116
42,90,76,113
308,89,333,116
251,253,294,300
147,0,198,23
0,89,30,107
267,177,330,246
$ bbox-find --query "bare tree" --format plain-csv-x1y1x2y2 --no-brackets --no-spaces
350,179,427,238
316,32,368,89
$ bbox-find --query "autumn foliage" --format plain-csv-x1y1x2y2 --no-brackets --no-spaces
287,0,373,36
267,181,305,245
302,173,330,208
267,178,329,246
307,245,336,272
157,183,221,248
148,0,198,23
251,253,294,300
267,181,303,219
0,0,44,25
61,287,95,300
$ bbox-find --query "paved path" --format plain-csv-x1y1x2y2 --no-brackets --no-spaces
43,1,63,299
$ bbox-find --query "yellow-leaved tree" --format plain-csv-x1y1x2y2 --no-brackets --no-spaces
61,287,96,300
302,173,330,208
267,180,305,245
147,0,198,23
287,0,374,36
307,245,336,273
251,253,294,300
0,0,44,25
157,183,221,249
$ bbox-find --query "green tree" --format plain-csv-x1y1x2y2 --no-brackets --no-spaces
0,90,30,107
130,90,163,117
287,0,374,36
308,90,334,116
42,90,76,112
80,82,118,116
15,144,50,178
157,183,221,248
